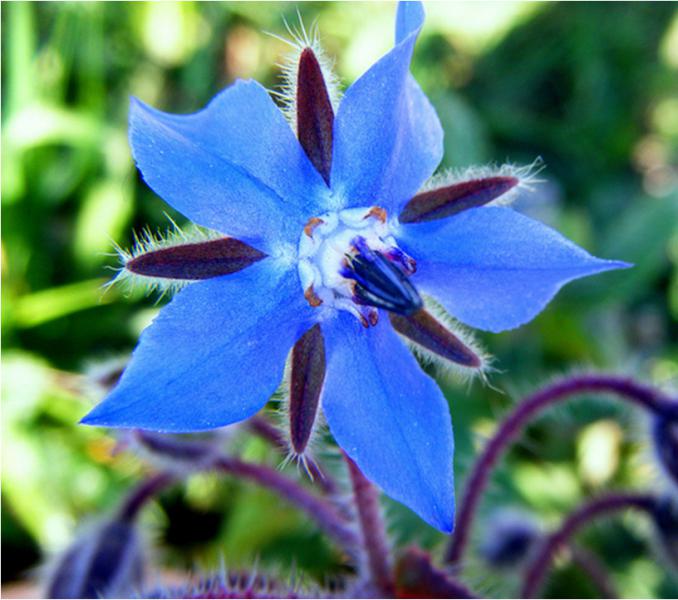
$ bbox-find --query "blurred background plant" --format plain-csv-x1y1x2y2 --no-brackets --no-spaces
2,2,678,597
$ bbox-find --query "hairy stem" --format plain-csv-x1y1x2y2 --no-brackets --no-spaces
215,456,359,558
521,493,655,598
117,472,175,522
445,374,675,565
345,455,395,596
395,547,478,599
122,432,357,558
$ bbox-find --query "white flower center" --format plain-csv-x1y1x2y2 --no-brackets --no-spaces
297,206,415,325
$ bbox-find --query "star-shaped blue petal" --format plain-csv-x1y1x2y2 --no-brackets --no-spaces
84,1,629,533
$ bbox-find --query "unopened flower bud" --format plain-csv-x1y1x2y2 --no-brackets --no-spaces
46,518,143,599
652,415,678,488
479,509,540,567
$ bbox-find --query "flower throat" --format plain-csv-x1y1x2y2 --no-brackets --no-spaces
297,206,421,326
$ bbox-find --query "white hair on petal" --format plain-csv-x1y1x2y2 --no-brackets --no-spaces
420,157,546,208
105,216,223,301
265,11,342,131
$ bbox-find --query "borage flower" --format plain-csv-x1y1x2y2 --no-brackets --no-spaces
83,1,628,531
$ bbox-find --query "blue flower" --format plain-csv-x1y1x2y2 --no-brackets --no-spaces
82,1,628,532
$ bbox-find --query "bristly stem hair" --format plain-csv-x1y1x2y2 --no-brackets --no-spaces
115,433,359,559
117,472,175,522
345,454,395,596
215,455,360,559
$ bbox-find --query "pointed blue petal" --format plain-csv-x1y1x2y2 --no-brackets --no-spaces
396,1,425,44
82,260,315,432
397,206,631,333
330,6,442,215
129,80,328,252
322,312,455,532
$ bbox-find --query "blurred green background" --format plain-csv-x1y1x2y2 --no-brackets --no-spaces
2,1,678,597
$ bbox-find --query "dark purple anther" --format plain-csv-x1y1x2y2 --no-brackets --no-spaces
383,246,417,275
297,47,334,185
399,176,520,224
290,324,326,456
127,237,266,280
389,310,481,368
343,237,422,316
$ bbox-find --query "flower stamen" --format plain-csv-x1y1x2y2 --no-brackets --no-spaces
304,285,324,307
304,216,325,237
298,206,421,323
365,206,387,223
342,236,422,316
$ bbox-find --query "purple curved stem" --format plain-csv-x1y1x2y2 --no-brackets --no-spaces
395,547,478,599
117,472,175,522
119,432,358,558
445,374,675,565
214,456,360,558
521,493,655,598
569,544,617,599
345,454,395,596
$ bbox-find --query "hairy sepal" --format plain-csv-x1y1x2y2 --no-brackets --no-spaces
289,324,326,457
109,222,262,299
396,296,491,384
400,160,544,224
296,47,334,184
270,17,342,134
273,347,329,480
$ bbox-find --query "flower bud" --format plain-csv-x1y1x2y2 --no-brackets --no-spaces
46,518,143,599
652,415,678,488
479,509,540,568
